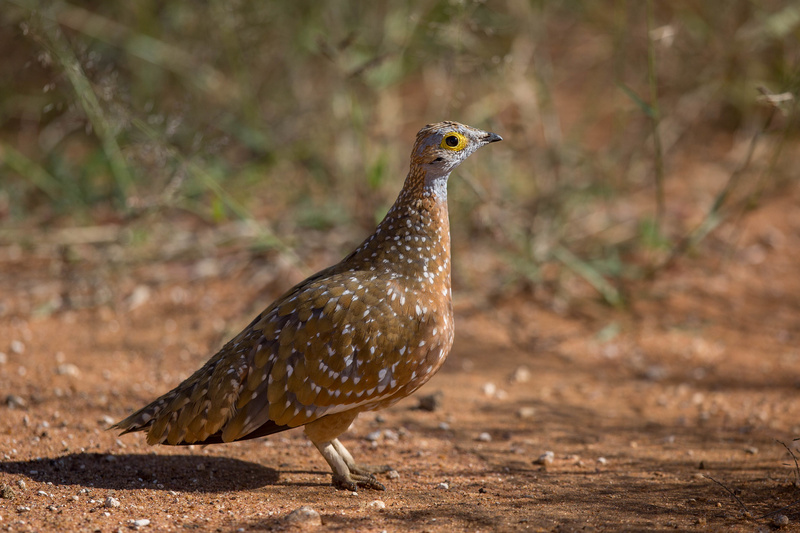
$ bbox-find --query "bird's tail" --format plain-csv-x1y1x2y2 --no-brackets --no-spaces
110,352,244,445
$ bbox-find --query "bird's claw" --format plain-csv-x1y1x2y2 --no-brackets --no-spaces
333,471,386,491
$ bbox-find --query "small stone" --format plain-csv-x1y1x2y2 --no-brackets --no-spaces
436,482,449,490
104,496,120,508
285,506,321,527
365,430,382,442
744,446,758,455
367,499,386,509
644,365,668,381
597,457,608,465
416,393,441,412
55,363,80,377
16,506,30,513
477,432,492,442
0,352,7,364
387,470,400,480
37,490,48,496
534,451,555,465
126,286,151,311
481,382,496,397
517,406,536,418
132,518,150,527
1,485,15,500
10,340,24,354
383,429,399,442
438,421,450,430
5,395,26,409
104,455,116,462
510,366,531,383
774,514,789,527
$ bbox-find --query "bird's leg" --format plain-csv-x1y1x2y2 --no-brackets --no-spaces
313,439,385,491
332,438,392,476
305,412,385,491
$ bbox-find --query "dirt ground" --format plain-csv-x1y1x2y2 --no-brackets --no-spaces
1,180,800,533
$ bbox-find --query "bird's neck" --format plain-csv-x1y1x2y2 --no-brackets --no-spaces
347,166,452,287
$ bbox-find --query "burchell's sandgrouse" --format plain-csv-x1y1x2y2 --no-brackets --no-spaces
113,121,502,490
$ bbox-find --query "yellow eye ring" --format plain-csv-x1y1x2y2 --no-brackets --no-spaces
440,132,468,151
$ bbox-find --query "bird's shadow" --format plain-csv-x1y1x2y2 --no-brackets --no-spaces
0,452,283,492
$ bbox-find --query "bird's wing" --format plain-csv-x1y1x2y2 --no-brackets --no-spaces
218,268,441,442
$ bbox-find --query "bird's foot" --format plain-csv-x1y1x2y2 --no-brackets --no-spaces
332,471,386,491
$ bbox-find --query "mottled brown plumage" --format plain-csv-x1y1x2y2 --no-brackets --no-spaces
113,121,502,490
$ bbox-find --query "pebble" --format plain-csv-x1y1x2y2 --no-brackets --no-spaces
132,518,150,527
597,457,608,466
16,506,30,513
436,482,449,490
0,352,6,364
365,430,382,442
104,496,120,508
438,421,450,430
510,366,531,383
477,432,492,442
127,286,151,311
1,485,14,500
10,340,24,354
5,395,26,409
387,470,400,480
416,393,440,412
481,382,497,397
773,514,790,527
534,451,555,465
517,406,536,419
55,363,80,377
744,446,758,455
285,506,321,527
367,499,386,509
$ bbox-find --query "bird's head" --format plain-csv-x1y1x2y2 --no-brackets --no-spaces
409,121,502,195
412,122,502,171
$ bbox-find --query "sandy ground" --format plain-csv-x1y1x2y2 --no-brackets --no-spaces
1,183,800,532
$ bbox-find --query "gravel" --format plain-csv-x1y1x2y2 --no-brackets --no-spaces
367,499,386,509
285,506,322,527
535,451,555,465
104,496,120,508
415,393,441,412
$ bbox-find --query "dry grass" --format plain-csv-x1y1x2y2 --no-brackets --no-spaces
0,1,798,306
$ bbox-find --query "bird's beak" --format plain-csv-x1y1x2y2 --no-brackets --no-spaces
482,132,503,144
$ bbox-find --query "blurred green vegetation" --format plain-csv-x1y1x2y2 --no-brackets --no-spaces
0,1,798,305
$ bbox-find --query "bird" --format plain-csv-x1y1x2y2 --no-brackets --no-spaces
112,121,502,491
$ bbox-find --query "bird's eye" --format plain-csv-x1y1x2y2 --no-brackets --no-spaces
440,132,467,151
